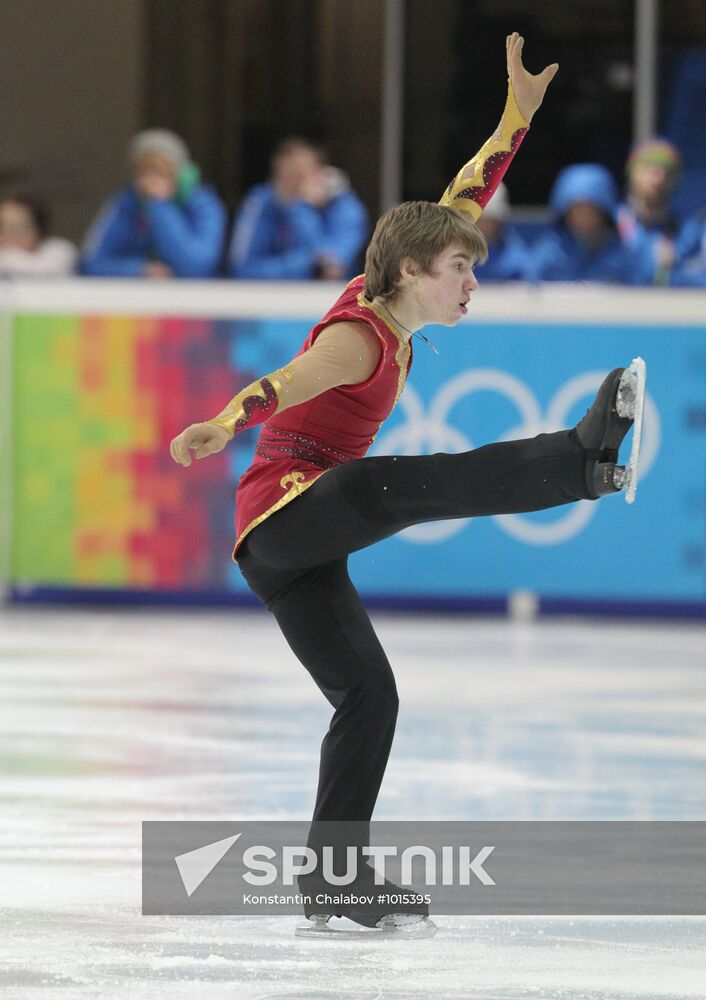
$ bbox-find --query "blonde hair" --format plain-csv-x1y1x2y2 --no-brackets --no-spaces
363,201,487,301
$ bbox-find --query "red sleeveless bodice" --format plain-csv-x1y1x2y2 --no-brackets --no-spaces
233,276,413,559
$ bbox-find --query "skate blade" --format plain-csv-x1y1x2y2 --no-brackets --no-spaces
295,915,437,940
620,357,646,504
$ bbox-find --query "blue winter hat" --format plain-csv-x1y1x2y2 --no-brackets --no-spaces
549,164,619,220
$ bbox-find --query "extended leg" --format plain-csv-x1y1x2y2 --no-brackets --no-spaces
246,427,590,569
246,359,642,571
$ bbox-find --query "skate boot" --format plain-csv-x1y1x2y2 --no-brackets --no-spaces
296,866,436,939
575,359,646,502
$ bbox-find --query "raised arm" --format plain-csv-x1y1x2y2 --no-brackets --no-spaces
169,322,381,466
439,32,558,221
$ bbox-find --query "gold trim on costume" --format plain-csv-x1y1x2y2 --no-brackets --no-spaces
355,293,410,409
439,83,529,222
279,471,308,492
231,470,324,561
206,363,295,438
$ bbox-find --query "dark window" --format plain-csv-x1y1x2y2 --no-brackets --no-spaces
404,0,635,208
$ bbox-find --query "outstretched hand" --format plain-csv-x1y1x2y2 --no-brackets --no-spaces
170,422,230,467
506,31,558,123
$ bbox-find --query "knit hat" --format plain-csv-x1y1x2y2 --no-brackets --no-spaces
482,182,510,222
626,138,681,177
128,129,190,172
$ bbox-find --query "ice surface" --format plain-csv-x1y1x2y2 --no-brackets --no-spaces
1,605,705,998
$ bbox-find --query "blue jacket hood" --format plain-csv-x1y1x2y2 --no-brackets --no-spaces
550,164,619,220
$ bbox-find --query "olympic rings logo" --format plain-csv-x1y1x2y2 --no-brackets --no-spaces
372,368,660,545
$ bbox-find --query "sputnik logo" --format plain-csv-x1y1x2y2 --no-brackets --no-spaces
174,833,242,896
173,834,496,892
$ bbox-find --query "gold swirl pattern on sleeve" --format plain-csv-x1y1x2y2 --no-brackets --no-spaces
206,363,295,438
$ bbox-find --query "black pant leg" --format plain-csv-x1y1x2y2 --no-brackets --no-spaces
238,552,399,823
245,429,591,570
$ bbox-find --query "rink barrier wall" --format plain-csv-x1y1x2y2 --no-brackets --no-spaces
7,584,706,621
3,277,706,618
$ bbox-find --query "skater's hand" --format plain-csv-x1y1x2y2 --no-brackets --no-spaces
170,422,230,467
506,31,559,123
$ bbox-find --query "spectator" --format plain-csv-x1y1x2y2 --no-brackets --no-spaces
617,138,684,284
0,191,77,276
229,137,368,280
527,164,654,285
81,129,226,278
474,182,529,281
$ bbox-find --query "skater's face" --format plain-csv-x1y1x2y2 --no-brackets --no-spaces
403,243,479,326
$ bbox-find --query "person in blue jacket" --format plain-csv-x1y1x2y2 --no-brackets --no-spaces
81,129,226,278
616,138,684,285
474,182,530,281
527,164,654,285
670,211,706,287
229,137,368,280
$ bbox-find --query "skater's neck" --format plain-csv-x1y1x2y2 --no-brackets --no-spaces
375,294,424,342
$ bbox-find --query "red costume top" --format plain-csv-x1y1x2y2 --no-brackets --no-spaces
232,276,413,558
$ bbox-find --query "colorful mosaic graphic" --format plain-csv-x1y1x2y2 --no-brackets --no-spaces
10,307,705,610
11,314,241,588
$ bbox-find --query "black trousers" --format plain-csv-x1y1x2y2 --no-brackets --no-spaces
238,429,594,824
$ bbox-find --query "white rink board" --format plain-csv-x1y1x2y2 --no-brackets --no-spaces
2,275,706,324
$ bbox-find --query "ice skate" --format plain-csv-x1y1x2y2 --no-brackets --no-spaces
295,867,436,939
575,357,646,503
295,911,438,939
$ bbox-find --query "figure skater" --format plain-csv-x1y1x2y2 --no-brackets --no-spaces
171,34,643,935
